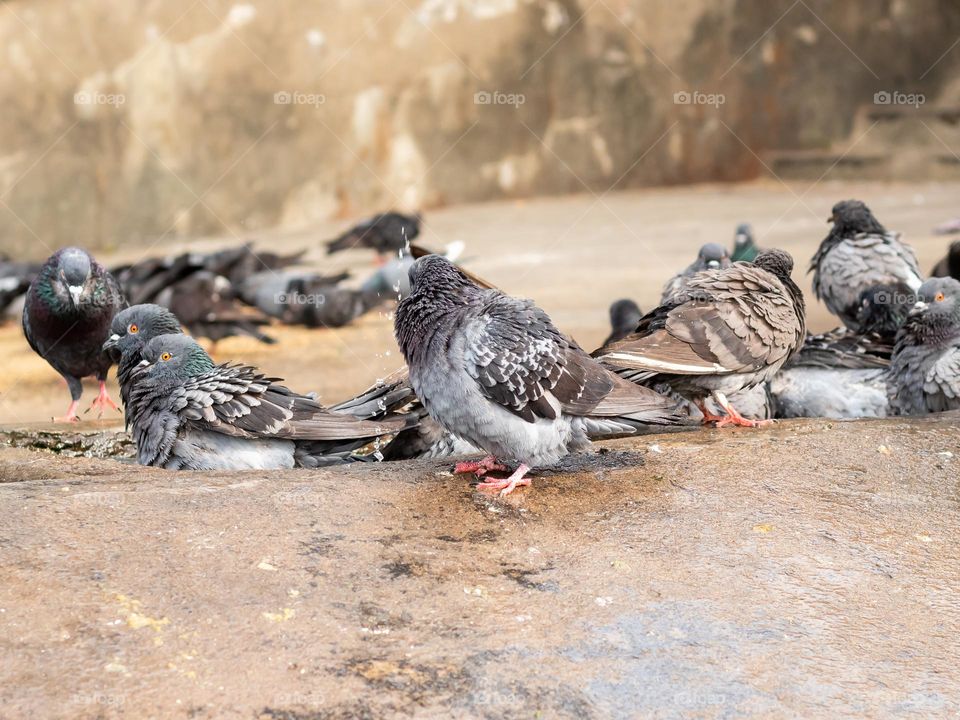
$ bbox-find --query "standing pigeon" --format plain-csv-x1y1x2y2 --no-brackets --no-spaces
661,243,731,303
604,299,643,346
597,249,805,427
326,212,421,258
930,240,960,281
102,303,183,423
731,223,760,262
22,247,125,421
888,277,960,415
394,255,683,495
810,200,922,332
125,334,411,469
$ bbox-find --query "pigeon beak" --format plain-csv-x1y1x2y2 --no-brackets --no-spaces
68,285,83,306
827,214,835,223
707,260,720,270
137,359,150,368
102,334,120,352
910,300,929,316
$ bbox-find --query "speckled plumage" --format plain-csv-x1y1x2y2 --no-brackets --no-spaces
810,200,922,332
394,255,682,471
126,335,411,469
598,250,806,416
888,277,960,415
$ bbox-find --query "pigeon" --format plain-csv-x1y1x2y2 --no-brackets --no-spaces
888,277,960,415
810,200,922,332
102,303,184,424
154,271,275,345
661,243,731,303
731,223,760,262
125,334,412,469
394,255,683,495
933,218,960,235
769,330,890,419
22,247,126,422
603,299,643,346
597,249,805,427
0,258,41,315
326,212,421,258
930,240,960,281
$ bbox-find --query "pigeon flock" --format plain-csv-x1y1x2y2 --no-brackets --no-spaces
8,199,960,494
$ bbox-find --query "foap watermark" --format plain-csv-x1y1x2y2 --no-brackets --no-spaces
275,292,325,306
72,692,126,708
74,91,125,108
74,491,124,507
273,490,324,507
674,90,725,108
868,288,917,306
474,90,525,108
273,691,325,708
874,90,925,108
274,90,326,108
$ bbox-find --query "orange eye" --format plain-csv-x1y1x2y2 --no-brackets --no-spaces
129,324,139,334
160,352,172,361
935,292,945,302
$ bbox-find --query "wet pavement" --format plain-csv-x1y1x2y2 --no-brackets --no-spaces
1,415,958,718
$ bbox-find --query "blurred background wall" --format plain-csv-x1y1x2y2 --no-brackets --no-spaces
2,0,960,257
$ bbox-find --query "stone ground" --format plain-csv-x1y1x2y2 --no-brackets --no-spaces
1,181,960,718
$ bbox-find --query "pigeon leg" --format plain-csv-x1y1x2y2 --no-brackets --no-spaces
477,464,532,496
86,381,120,417
711,392,772,428
694,400,728,425
453,455,509,477
54,400,81,423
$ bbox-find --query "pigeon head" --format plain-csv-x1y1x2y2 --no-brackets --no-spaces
903,277,960,343
137,334,215,387
856,283,914,338
734,223,754,250
54,247,93,308
407,255,475,297
697,243,730,271
609,299,642,330
828,200,886,236
104,303,182,360
753,249,794,279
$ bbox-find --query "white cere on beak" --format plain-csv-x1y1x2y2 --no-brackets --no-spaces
68,285,83,306
913,300,929,312
109,334,120,342
137,359,150,367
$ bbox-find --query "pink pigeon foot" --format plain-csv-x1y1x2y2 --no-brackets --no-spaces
476,463,532,496
453,455,509,477
86,381,120,418
54,400,80,423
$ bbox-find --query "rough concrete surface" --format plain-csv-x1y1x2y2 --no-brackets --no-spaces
1,415,959,719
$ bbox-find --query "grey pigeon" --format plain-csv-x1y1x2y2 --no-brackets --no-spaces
604,299,643,346
810,200,922,332
660,242,731,303
22,247,125,421
597,249,805,427
327,211,421,258
770,330,890,419
125,334,411,469
731,223,760,262
888,277,960,415
930,240,960,281
394,255,683,495
102,304,184,425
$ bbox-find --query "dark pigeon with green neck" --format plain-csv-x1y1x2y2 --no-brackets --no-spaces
22,247,126,421
125,334,411,470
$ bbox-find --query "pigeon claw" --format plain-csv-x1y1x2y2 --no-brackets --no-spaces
476,463,532,496
710,392,773,429
453,456,509,477
86,381,121,418
53,400,81,423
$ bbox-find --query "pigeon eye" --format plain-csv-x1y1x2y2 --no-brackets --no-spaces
129,324,139,334
935,292,945,302
160,352,172,361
